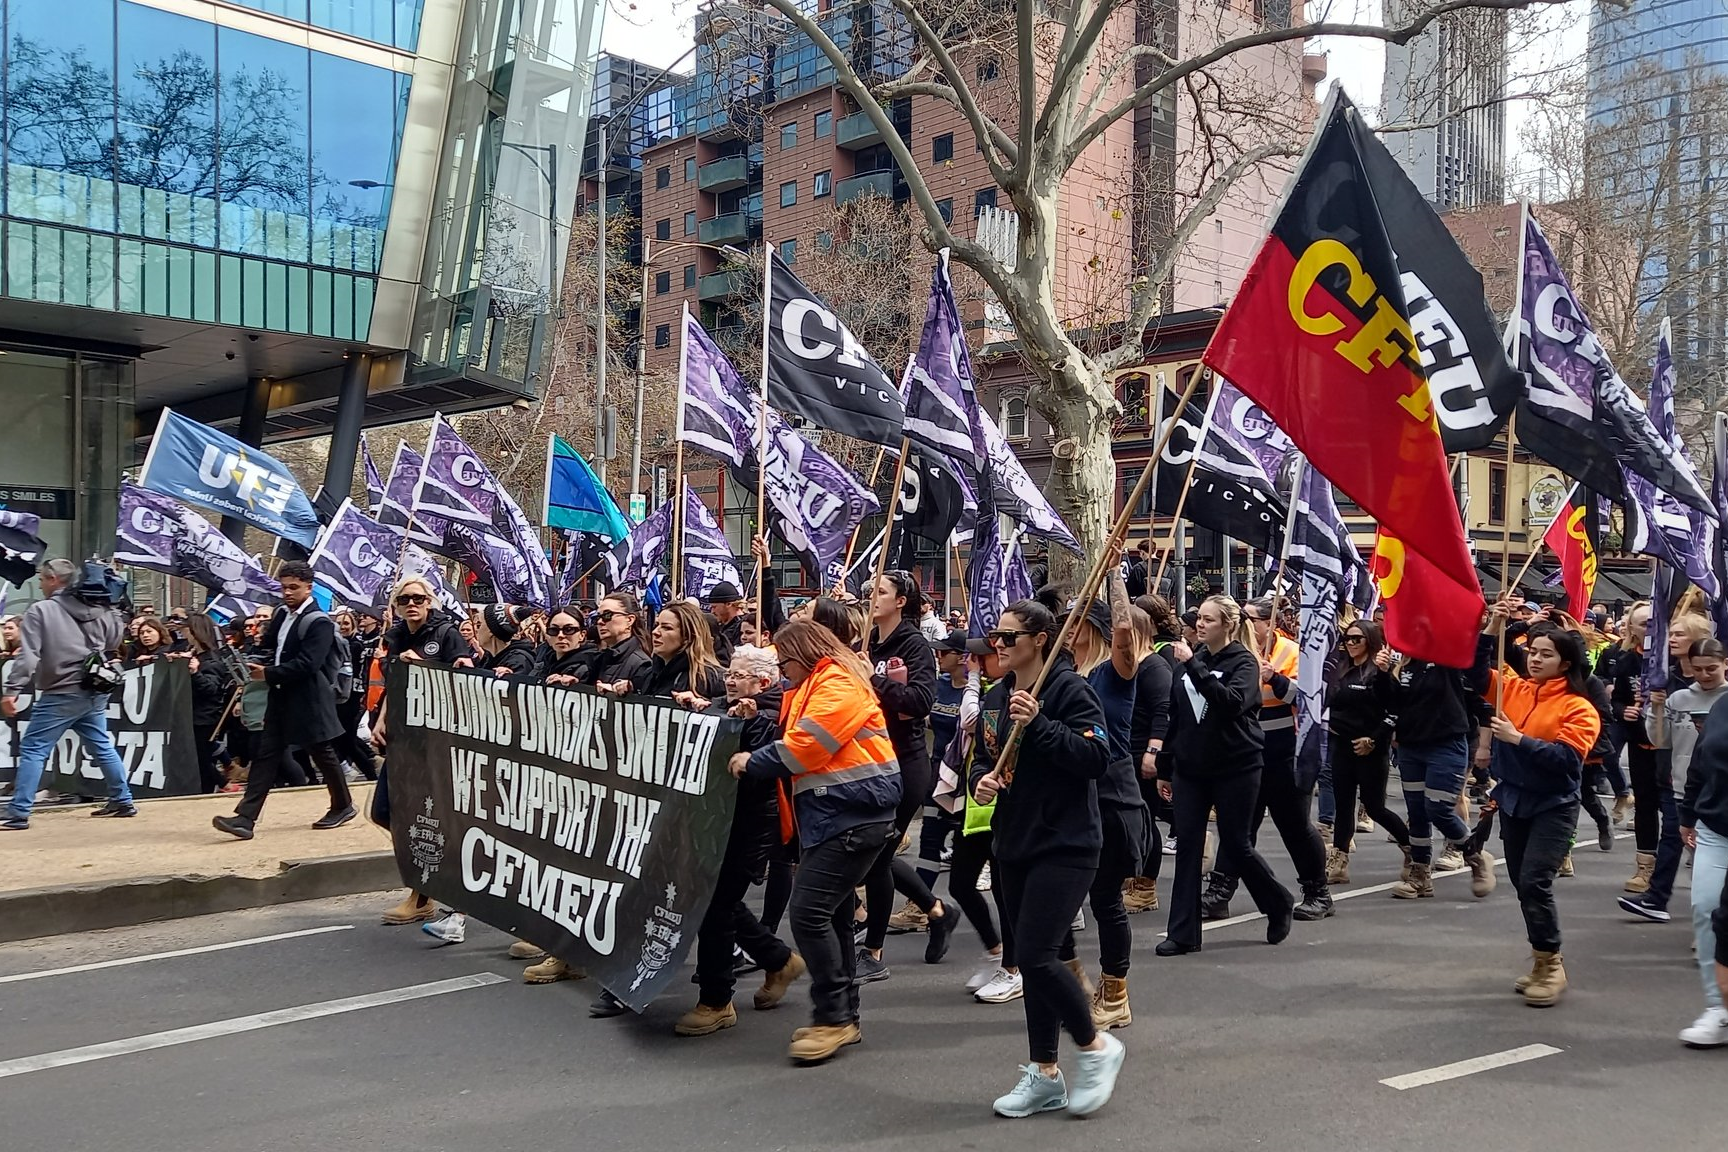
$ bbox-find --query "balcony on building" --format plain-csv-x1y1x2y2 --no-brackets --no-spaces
698,155,751,193
698,269,749,301
837,110,884,150
699,211,758,246
835,169,895,204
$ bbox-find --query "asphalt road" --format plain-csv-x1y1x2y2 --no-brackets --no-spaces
0,821,1718,1152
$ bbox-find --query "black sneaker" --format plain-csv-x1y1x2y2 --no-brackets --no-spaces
1617,894,1671,923
212,814,255,840
1596,818,1614,852
589,990,629,1018
1266,895,1294,945
313,806,357,830
924,904,956,964
853,950,891,984
732,946,761,976
90,800,138,818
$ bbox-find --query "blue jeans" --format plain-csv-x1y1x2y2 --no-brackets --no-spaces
1396,737,1472,865
1646,785,1684,909
1317,756,1336,826
6,691,133,821
1693,824,1728,1012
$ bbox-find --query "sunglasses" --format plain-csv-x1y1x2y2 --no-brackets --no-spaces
987,629,1034,647
592,609,631,624
1344,634,1366,644
546,624,582,637
394,594,430,607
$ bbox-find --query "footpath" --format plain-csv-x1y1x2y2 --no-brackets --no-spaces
0,785,401,942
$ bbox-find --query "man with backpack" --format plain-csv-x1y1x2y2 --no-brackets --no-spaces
213,561,355,839
1,559,136,829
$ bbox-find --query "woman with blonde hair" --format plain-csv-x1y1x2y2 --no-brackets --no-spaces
730,619,901,1064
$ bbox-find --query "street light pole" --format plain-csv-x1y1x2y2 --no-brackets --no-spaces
631,233,652,497
595,120,609,488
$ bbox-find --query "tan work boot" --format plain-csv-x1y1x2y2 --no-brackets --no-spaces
524,955,585,984
1325,847,1351,886
1611,795,1633,826
1121,877,1160,913
1513,951,1542,993
380,891,437,925
1399,845,1414,883
788,1021,862,1063
1065,956,1095,1001
674,1002,738,1036
1468,848,1497,897
887,898,928,933
1390,862,1434,899
508,940,547,961
1624,851,1655,893
1356,805,1374,833
754,953,807,1010
1435,844,1466,873
1521,950,1567,1007
1091,974,1132,1030
1558,853,1574,878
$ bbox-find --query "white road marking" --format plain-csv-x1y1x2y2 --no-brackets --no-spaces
1379,1043,1563,1090
0,926,355,986
0,973,509,1079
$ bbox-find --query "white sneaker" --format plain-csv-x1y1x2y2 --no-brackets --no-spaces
1680,1005,1728,1048
1071,908,1086,932
421,912,466,945
965,953,1000,993
1162,837,1178,856
977,863,992,891
992,1064,1068,1118
974,968,1024,1003
1067,1032,1126,1116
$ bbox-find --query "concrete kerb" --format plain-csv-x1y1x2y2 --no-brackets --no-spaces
0,851,402,943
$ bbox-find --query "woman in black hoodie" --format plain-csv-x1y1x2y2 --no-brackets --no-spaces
1324,619,1406,887
971,598,1124,1119
1156,595,1295,955
858,570,958,982
473,604,538,676
183,613,241,793
534,606,597,683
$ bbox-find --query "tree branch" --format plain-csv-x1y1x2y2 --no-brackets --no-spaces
888,0,1019,184
1014,0,1037,190
1039,0,1127,144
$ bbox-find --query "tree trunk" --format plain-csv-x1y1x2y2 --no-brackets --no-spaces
1035,362,1117,587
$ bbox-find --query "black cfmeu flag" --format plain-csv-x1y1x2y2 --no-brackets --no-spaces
764,252,905,446
1351,92,1522,453
1151,386,1286,555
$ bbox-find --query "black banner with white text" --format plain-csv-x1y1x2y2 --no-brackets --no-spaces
385,663,743,1011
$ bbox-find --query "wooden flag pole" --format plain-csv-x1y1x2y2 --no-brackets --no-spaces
953,540,971,613
1262,454,1307,660
755,242,773,615
873,437,913,589
839,444,890,583
1151,382,1223,592
1493,413,1518,715
991,368,1205,782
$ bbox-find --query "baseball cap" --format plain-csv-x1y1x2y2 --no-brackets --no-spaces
934,629,970,654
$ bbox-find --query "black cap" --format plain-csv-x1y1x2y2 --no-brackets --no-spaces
1066,597,1113,638
964,637,994,658
708,581,743,605
934,629,970,654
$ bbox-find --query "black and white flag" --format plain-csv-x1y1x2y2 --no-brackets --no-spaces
765,251,905,447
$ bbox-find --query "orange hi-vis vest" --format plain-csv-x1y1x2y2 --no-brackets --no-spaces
1259,633,1300,730
773,656,901,843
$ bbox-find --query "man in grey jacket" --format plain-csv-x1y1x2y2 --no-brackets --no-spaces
2,559,136,829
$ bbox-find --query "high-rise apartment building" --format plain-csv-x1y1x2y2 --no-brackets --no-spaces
1381,0,1507,210
0,0,605,564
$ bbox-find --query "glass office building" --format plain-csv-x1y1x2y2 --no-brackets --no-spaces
0,0,604,576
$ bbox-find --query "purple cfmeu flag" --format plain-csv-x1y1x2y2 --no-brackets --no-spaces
114,481,282,599
399,543,465,616
413,414,500,529
1515,210,1715,518
307,499,401,611
977,407,1080,552
1204,376,1298,495
903,250,982,462
362,440,384,516
411,415,552,608
967,512,1035,638
1712,413,1728,641
1623,318,1718,605
676,307,754,467
606,497,674,590
378,441,445,549
605,490,740,599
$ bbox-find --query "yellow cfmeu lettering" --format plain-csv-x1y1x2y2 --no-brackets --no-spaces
1287,238,1420,377
1566,506,1599,587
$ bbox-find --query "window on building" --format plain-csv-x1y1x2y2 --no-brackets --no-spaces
815,109,832,138
933,133,954,163
1488,461,1507,525
816,230,833,252
935,198,953,224
977,54,1000,83
780,180,797,208
1116,370,1151,427
780,122,798,150
655,324,671,349
655,218,671,241
780,238,797,264
975,187,997,212
813,170,832,198
684,156,696,182
655,270,671,295
1002,394,1029,441
655,166,670,189
683,263,697,289
684,211,696,236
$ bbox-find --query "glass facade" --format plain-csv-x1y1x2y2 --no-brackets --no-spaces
1588,0,1728,123
228,1,425,52
1,0,411,340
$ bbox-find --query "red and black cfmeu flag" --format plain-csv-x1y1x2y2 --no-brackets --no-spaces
1541,486,1598,621
1203,90,1482,667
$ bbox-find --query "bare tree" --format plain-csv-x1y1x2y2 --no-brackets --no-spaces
743,0,1569,578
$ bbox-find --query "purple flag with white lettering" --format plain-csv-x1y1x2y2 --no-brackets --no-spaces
378,442,445,549
411,415,552,608
967,513,1035,638
308,499,400,609
1623,319,1718,605
1204,376,1298,495
606,490,740,599
676,308,754,468
115,481,282,599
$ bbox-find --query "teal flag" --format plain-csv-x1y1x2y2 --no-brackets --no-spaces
543,435,630,539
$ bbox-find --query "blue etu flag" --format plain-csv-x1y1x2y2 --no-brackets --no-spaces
138,409,321,547
544,434,630,540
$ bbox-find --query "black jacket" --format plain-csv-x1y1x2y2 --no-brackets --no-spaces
635,649,725,700
535,645,597,682
588,636,654,689
1325,658,1396,746
868,618,938,784
1594,645,1646,746
258,605,343,746
1157,641,1263,781
189,652,240,729
1681,692,1728,839
725,686,785,880
383,610,471,667
1129,648,1175,754
479,639,538,677
1391,659,1477,746
983,652,1111,869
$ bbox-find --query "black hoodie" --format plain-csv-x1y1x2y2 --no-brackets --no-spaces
1325,657,1396,747
1157,641,1264,781
868,617,938,785
1391,659,1477,746
586,635,654,689
478,639,538,677
635,648,725,699
984,652,1111,869
382,609,472,668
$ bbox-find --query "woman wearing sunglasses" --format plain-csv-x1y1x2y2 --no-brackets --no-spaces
1156,595,1295,957
857,570,957,984
971,598,1124,1118
584,592,655,689
1324,619,1409,891
533,606,598,684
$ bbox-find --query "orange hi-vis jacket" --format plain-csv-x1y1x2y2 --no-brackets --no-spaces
749,657,902,848
1259,633,1300,731
1483,666,1601,819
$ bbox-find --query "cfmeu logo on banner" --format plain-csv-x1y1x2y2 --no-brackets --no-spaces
138,409,321,547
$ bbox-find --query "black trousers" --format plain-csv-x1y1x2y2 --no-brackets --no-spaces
1628,742,1662,852
332,700,378,780
234,708,350,825
1136,773,1163,882
788,822,893,1027
1501,800,1579,953
1061,804,1146,977
862,753,936,951
947,828,1003,953
1329,741,1409,852
696,853,793,1008
997,858,1097,1064
1167,767,1292,948
193,722,223,794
